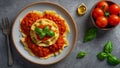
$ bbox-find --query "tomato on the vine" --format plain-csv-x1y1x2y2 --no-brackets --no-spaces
96,1,109,11
108,15,120,26
96,16,108,28
92,8,104,19
109,4,120,15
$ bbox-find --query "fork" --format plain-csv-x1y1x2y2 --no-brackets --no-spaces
1,17,13,66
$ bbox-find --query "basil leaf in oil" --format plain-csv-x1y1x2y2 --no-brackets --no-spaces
83,27,98,43
104,41,113,53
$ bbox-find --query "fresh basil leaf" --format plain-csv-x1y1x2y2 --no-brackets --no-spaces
35,27,43,34
77,51,86,59
104,41,113,53
40,32,46,39
97,52,108,60
83,27,98,42
47,30,55,37
107,54,120,65
44,26,49,32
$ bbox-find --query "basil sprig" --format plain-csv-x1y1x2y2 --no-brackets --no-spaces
97,41,120,65
34,26,55,39
83,27,98,42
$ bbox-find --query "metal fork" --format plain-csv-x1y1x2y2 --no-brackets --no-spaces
1,17,13,66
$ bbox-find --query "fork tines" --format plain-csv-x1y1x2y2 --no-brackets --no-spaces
1,17,10,33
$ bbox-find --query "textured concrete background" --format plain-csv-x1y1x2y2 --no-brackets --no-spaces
0,0,120,68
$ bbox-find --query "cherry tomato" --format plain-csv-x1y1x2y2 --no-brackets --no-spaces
96,16,108,28
109,4,120,15
108,15,120,26
92,8,104,19
96,1,109,11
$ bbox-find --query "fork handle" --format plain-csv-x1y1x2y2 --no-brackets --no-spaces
6,35,13,66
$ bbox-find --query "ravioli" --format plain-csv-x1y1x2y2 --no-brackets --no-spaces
20,10,70,59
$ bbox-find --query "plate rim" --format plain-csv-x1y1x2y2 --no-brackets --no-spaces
11,1,78,65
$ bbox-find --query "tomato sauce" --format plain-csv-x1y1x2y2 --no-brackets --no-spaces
20,13,42,35
36,33,51,41
20,12,67,57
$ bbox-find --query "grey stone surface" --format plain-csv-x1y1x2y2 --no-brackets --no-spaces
0,0,120,68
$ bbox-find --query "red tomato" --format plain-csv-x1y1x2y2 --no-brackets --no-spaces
108,15,120,26
96,1,109,11
96,16,108,28
92,8,104,19
109,4,120,15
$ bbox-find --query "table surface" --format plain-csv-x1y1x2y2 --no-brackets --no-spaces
0,0,120,68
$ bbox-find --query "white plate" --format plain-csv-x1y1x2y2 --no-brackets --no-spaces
12,2,77,65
